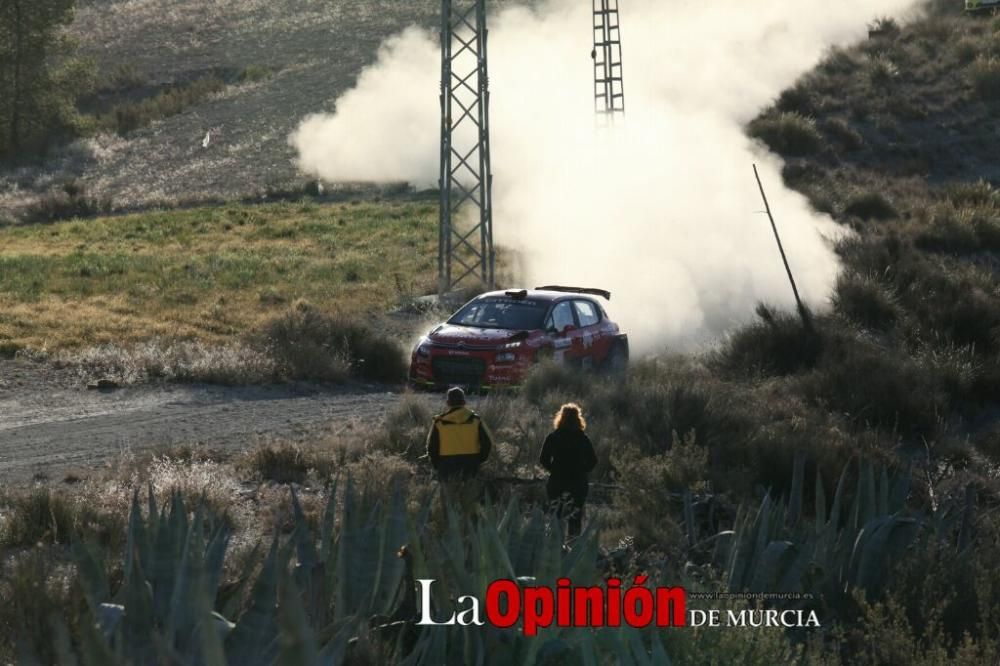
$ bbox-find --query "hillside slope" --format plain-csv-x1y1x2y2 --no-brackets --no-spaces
0,0,440,219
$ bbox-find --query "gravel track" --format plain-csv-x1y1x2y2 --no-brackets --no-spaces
0,359,402,483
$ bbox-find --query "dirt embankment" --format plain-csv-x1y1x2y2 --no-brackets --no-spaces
0,359,403,484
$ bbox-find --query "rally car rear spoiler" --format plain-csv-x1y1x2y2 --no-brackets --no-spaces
535,285,611,300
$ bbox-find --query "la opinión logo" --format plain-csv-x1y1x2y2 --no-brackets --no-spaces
417,576,686,636
416,578,823,633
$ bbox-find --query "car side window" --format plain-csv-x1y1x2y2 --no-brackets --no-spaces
547,301,576,331
574,300,600,327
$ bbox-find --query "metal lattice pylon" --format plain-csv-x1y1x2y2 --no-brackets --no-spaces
592,0,625,123
439,0,494,295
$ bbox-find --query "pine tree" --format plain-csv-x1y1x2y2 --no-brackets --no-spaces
0,0,93,161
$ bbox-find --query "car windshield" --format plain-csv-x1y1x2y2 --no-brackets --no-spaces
448,297,548,330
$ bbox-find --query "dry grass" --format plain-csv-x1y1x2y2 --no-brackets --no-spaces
51,339,278,384
0,199,437,352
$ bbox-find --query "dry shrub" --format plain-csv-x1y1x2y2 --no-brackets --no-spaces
109,75,226,135
260,301,406,383
844,190,899,220
243,442,312,484
373,393,434,459
342,452,418,504
254,482,327,536
805,337,947,437
944,179,998,208
954,36,981,64
23,181,113,223
0,489,79,547
747,112,825,157
775,85,815,115
833,272,900,331
823,116,864,150
77,456,251,531
969,55,1000,100
915,212,982,254
522,361,599,406
54,339,278,385
0,551,81,664
609,444,690,548
0,488,125,550
712,304,822,377
867,54,900,87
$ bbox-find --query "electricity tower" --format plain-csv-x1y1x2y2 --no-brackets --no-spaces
439,0,494,295
592,0,625,122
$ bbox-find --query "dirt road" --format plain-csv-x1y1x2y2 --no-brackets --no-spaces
0,360,402,484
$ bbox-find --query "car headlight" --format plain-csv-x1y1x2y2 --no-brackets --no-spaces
495,352,516,363
415,340,431,358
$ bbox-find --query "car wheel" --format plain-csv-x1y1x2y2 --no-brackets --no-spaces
603,343,628,375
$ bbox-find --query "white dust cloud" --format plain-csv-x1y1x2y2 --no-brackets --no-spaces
290,0,917,352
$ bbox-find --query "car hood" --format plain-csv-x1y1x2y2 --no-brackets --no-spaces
428,324,531,347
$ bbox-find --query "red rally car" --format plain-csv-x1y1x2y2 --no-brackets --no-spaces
409,286,629,390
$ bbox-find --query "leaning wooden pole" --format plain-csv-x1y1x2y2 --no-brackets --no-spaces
752,164,812,331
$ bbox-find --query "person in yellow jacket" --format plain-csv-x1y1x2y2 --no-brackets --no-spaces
426,387,492,480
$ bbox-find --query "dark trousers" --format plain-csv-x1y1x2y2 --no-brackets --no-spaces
434,456,481,481
547,480,587,539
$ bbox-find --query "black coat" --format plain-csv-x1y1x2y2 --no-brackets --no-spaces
539,428,597,494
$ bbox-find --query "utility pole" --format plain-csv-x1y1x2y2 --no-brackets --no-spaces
592,0,625,123
753,164,813,331
439,0,494,295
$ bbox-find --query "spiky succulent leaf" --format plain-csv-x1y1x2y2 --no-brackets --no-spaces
225,536,281,665
277,575,319,666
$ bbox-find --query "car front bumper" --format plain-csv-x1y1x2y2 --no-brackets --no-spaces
409,350,530,390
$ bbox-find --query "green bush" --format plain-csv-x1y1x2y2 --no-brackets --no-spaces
106,63,146,91
747,112,825,157
108,75,225,135
238,64,273,84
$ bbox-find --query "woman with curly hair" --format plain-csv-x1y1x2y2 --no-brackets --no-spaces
539,402,598,539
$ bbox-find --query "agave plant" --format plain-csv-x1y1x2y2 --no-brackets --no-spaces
710,454,976,620
34,479,676,665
